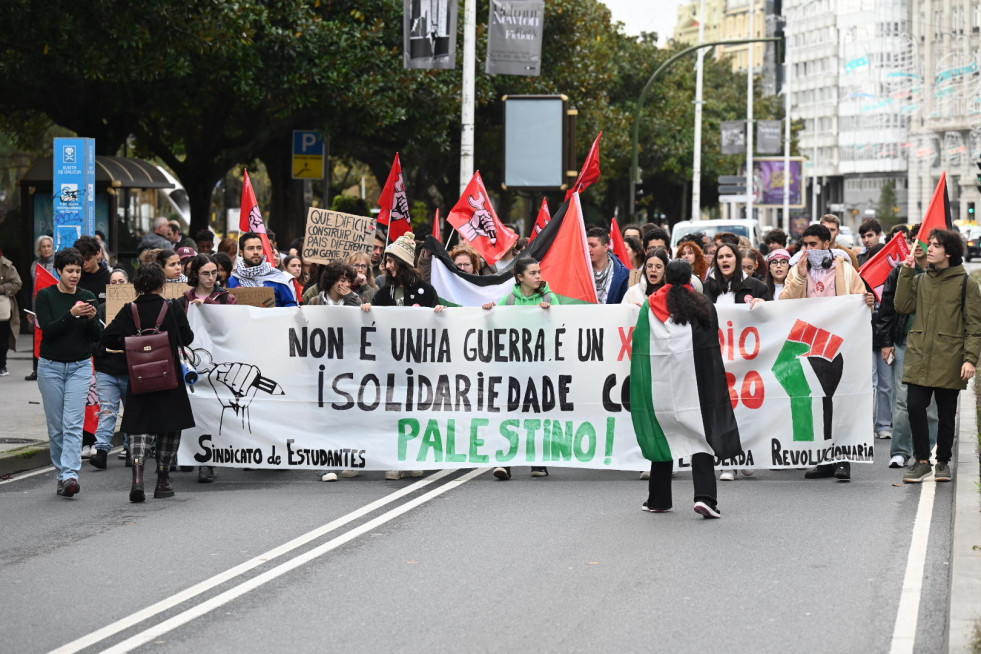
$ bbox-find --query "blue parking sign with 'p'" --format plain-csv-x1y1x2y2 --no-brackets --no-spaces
293,131,324,156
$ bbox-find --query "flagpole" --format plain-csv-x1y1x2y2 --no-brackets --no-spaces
459,0,476,194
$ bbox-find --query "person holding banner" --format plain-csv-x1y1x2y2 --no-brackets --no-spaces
346,252,377,304
35,248,102,498
309,261,362,308
101,264,195,502
361,232,442,480
621,249,668,306
227,232,297,308
482,256,556,479
780,223,874,482
895,229,981,484
765,249,791,299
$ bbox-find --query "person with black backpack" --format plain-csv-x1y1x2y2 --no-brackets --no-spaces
101,263,195,502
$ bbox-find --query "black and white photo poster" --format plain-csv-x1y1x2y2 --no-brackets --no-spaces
404,0,458,69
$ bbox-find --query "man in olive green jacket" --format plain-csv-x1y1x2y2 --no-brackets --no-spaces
894,228,981,483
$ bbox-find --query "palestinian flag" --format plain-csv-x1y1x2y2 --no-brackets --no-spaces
427,193,598,306
858,234,910,293
918,172,952,252
629,292,742,463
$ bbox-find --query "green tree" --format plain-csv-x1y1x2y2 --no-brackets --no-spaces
877,180,897,225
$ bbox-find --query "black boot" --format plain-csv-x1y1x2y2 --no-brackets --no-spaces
198,466,215,483
154,466,175,498
130,458,145,503
89,449,108,469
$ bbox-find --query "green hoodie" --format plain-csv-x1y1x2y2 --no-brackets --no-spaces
498,281,562,306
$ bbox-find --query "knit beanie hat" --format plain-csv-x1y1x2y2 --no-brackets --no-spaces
766,248,791,263
386,232,416,267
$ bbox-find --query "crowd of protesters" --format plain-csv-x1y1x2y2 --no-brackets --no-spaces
7,209,979,517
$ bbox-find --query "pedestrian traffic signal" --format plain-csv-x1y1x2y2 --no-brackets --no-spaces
969,201,976,217
634,185,644,209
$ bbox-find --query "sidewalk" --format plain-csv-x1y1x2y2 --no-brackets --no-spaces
0,333,51,477
949,378,981,653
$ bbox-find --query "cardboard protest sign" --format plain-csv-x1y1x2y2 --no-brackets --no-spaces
105,284,185,325
228,286,275,308
301,208,374,265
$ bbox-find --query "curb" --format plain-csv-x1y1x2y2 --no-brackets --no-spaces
0,433,124,479
949,383,981,653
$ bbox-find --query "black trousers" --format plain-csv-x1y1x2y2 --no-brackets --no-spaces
647,452,717,510
0,319,10,368
907,384,958,463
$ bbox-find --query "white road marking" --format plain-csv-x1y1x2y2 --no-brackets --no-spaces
888,473,937,654
0,464,54,484
50,468,473,654
97,468,486,653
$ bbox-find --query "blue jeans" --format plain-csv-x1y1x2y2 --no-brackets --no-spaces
95,371,128,452
873,349,893,432
890,342,937,459
38,358,91,481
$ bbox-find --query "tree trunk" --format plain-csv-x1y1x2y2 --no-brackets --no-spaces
260,140,307,248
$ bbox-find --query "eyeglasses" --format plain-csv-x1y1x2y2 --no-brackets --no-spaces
352,263,368,270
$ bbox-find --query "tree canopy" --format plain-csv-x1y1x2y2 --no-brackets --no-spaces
0,0,786,241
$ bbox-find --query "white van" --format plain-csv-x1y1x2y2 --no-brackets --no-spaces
669,219,763,252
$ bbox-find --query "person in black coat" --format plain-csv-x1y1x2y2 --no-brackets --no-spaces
362,232,444,310
101,263,194,502
703,242,772,305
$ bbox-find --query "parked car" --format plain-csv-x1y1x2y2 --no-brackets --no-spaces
670,219,763,252
964,227,981,262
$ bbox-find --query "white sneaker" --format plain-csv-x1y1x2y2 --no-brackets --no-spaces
639,470,650,480
876,430,892,439
81,445,93,459
719,470,736,481
340,470,359,478
320,472,338,482
384,470,403,480
888,455,907,469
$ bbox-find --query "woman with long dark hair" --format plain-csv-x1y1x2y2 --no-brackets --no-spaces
703,242,770,306
154,249,186,283
101,263,195,502
178,254,238,309
765,249,791,299
482,256,555,479
621,248,669,305
361,233,442,480
635,260,741,518
36,247,102,498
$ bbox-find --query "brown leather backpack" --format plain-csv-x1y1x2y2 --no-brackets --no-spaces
124,302,177,395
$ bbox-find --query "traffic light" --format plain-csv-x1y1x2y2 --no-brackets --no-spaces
969,201,976,218
976,158,981,193
634,183,644,209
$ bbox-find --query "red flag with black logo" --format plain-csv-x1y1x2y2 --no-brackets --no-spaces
859,234,910,292
527,197,551,244
447,171,518,266
610,217,631,268
917,172,952,252
239,170,276,264
565,132,602,201
377,153,412,241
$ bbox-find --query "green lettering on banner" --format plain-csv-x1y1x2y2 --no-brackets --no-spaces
497,420,520,462
549,420,573,461
445,419,466,462
418,420,444,462
398,418,420,461
469,419,490,463
573,421,597,462
524,419,541,461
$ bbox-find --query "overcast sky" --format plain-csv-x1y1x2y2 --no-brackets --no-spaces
602,0,685,44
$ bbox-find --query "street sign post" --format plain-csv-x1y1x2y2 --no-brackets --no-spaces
292,130,325,180
52,137,95,251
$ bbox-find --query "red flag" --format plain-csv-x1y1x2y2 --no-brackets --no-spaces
432,208,442,243
859,235,911,291
447,171,518,266
527,197,551,244
539,193,599,303
377,153,412,241
32,263,58,358
565,132,602,201
239,170,276,264
83,365,100,435
610,216,632,268
918,172,952,252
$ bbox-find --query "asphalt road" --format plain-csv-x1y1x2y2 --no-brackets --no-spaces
0,436,956,654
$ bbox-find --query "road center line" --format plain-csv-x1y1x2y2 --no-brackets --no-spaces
888,472,937,654
50,468,465,654
95,467,487,654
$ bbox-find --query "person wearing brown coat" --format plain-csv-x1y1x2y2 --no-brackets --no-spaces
0,253,23,375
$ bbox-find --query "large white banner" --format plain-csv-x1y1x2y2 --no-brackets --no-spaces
177,296,872,470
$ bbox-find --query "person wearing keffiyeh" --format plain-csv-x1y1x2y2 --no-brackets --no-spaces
226,232,297,307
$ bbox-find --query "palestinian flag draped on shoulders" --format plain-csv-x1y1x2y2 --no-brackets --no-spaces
629,289,742,463
427,192,598,307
